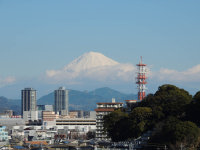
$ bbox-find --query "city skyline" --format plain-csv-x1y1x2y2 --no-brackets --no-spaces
0,1,200,98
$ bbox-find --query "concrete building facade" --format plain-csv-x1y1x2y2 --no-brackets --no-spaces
95,99,123,140
21,88,36,117
37,105,54,120
23,111,38,122
55,87,69,116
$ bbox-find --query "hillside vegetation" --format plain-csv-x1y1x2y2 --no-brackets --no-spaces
103,84,200,150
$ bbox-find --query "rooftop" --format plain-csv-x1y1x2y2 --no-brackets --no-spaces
97,102,123,105
95,108,115,112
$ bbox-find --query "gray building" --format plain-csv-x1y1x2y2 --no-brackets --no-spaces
54,87,68,116
21,88,36,117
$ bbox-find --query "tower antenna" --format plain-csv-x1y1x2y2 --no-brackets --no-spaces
136,57,147,101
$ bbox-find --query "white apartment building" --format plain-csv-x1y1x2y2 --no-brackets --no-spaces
95,99,123,140
56,118,96,131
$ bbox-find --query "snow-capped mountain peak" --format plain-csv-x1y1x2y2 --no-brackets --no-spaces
64,51,119,72
46,51,136,83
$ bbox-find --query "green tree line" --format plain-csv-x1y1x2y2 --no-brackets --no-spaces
103,84,200,150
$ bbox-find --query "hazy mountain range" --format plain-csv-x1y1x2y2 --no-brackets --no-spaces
0,87,137,114
0,96,21,115
38,87,137,111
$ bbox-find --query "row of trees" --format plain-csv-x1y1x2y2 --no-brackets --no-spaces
103,84,200,149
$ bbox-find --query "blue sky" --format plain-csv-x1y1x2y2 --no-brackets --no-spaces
0,1,200,98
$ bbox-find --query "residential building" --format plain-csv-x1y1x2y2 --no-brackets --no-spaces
56,118,96,135
0,126,8,142
42,111,59,121
95,98,123,140
55,87,69,116
21,88,37,117
42,111,59,126
56,118,96,127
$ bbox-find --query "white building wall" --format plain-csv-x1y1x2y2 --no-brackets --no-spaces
23,111,38,122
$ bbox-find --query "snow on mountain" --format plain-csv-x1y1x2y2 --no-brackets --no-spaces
45,51,136,84
64,52,119,72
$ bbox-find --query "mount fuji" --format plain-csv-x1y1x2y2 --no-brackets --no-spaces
64,51,119,72
45,51,136,84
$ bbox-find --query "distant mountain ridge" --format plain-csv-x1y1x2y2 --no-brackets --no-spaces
0,87,137,114
89,87,130,99
0,96,20,114
38,87,137,110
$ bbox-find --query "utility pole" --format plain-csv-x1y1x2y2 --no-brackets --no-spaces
180,143,183,150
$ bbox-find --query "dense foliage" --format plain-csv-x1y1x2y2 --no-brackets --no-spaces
150,117,200,149
103,84,200,149
103,109,129,141
185,91,200,126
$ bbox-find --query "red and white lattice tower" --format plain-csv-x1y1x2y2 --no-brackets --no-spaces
136,56,147,101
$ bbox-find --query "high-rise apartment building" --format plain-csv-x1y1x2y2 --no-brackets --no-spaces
21,88,37,117
54,87,69,116
95,98,123,140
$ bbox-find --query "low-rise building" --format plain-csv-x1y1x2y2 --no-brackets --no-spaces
0,118,25,128
0,126,8,142
37,105,54,119
68,111,78,118
23,111,38,122
42,111,59,126
42,111,59,121
56,118,96,132
125,100,138,111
